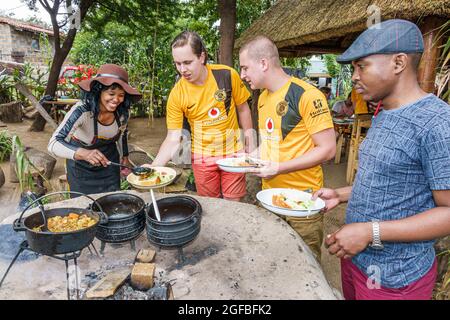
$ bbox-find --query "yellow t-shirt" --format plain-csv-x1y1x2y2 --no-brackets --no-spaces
166,64,250,156
258,77,333,192
351,88,368,114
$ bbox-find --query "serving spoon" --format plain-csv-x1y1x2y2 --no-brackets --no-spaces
107,161,155,177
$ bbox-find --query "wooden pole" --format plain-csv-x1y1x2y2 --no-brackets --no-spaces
14,83,57,129
418,16,447,93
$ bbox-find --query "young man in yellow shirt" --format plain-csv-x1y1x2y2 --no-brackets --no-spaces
239,36,336,259
149,31,254,201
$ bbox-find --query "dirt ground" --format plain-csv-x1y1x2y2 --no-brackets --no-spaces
0,117,347,294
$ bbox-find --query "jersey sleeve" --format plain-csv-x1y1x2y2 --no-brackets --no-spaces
166,87,184,130
299,89,334,135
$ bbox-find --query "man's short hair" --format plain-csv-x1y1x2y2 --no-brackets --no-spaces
239,35,281,67
408,53,422,70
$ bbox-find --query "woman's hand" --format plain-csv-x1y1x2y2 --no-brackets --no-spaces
74,148,109,167
312,188,340,213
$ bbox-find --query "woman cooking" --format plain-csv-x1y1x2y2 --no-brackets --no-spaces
48,64,141,196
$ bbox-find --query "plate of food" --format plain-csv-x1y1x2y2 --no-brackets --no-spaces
216,156,263,173
256,188,325,217
126,166,177,190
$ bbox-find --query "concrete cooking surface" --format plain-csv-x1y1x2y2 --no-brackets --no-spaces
0,191,342,300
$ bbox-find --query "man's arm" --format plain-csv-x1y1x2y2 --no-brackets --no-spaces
326,189,450,258
379,190,450,242
278,128,336,173
150,129,183,167
236,101,255,153
248,127,336,178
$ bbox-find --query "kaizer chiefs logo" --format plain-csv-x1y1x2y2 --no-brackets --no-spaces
276,100,288,117
214,89,227,102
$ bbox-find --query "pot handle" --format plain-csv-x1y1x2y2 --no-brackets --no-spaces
18,191,105,225
97,211,109,225
12,218,26,232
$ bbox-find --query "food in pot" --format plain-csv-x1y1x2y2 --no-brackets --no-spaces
33,213,97,232
272,194,314,210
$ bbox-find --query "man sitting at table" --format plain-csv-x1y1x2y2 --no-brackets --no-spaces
332,93,354,117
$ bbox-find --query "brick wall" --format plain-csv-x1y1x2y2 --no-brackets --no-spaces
10,28,56,66
0,23,12,61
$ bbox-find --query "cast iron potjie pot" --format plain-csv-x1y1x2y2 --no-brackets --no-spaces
146,196,202,248
13,191,108,256
90,193,146,243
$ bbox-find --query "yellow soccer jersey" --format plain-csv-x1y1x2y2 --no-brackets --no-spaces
351,88,369,114
166,64,250,156
258,77,333,192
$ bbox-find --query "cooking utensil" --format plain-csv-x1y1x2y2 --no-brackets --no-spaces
90,193,146,243
150,189,161,222
146,196,202,248
13,191,108,255
107,161,154,178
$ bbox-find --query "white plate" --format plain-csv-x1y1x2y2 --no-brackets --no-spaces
126,167,177,190
256,188,325,217
216,157,262,173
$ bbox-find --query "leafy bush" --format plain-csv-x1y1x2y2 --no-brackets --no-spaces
0,130,13,162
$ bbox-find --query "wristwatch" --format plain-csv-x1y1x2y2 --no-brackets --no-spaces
370,221,384,250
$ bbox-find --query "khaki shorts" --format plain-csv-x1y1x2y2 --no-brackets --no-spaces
282,212,324,261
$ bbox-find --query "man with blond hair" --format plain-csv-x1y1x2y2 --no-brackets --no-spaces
239,36,336,260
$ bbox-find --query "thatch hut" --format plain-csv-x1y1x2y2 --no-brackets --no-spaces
235,0,450,93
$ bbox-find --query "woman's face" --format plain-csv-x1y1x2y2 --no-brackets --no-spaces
172,44,206,84
99,86,125,113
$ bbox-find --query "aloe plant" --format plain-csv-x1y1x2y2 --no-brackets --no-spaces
0,130,13,162
12,136,50,194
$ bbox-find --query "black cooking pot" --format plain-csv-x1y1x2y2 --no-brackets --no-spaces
90,193,146,243
146,196,202,248
13,191,107,256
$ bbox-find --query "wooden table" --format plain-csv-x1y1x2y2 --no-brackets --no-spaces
333,118,353,164
42,99,80,124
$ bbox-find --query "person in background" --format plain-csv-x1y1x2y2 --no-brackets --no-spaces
48,64,141,196
147,31,254,201
239,36,336,260
332,92,354,117
319,86,332,102
314,19,450,300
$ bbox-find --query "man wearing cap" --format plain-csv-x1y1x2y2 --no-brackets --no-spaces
48,64,142,196
313,19,450,299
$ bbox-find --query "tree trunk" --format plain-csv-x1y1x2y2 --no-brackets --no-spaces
218,0,236,67
0,101,23,123
30,0,95,132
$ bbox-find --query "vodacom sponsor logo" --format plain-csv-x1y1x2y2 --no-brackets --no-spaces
208,107,220,119
265,117,274,133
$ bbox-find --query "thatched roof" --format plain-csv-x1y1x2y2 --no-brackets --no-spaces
235,0,450,56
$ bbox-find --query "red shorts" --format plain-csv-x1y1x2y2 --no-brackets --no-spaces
191,153,246,199
341,258,437,300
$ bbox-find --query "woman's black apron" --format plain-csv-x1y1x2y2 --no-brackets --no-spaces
66,113,123,197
